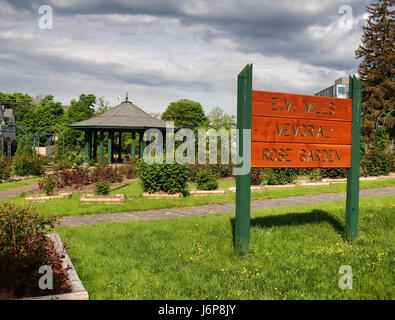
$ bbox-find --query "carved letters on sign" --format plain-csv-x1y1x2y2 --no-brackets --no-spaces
251,91,353,168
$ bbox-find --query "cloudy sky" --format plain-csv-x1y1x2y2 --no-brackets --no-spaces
0,0,369,115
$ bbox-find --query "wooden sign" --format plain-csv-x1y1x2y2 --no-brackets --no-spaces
234,64,362,255
251,91,353,168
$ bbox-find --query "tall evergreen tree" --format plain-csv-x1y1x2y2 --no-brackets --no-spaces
355,0,395,142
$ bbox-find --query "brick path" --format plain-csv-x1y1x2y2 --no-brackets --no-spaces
59,186,395,227
0,183,40,201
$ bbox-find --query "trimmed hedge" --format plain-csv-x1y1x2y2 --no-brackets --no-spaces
266,168,298,185
196,169,218,190
13,155,45,176
0,156,12,180
137,160,190,194
361,148,393,177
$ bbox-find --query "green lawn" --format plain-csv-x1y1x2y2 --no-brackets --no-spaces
3,178,395,217
0,177,42,192
58,195,395,300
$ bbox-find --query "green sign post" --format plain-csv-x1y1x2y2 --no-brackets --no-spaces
234,65,362,254
235,64,252,254
345,75,362,239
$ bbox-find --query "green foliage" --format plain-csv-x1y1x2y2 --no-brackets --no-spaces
0,156,12,180
188,164,234,182
361,147,393,176
0,92,34,126
54,150,84,169
0,203,69,298
355,0,395,141
309,169,322,181
250,168,264,186
266,168,298,185
372,127,389,151
196,169,219,190
64,94,96,125
206,106,236,130
95,180,110,195
15,135,34,156
42,175,57,196
34,95,64,126
162,99,208,130
320,168,348,179
13,155,45,176
137,160,190,194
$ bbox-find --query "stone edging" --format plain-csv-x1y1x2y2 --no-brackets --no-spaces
21,233,89,300
25,192,72,202
80,193,125,203
142,192,184,198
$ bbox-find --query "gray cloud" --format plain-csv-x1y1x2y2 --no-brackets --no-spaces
0,0,369,114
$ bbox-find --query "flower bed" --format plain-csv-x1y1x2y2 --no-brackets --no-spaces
0,204,73,299
21,234,89,300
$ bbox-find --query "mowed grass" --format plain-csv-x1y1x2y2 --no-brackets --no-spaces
3,178,395,217
0,177,42,192
58,195,395,300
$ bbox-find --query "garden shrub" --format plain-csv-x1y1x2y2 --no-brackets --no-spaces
53,160,73,171
13,155,45,176
137,160,189,194
15,135,34,157
0,203,70,298
361,147,392,176
59,167,91,188
188,163,234,182
320,168,348,179
0,156,12,180
251,168,264,185
95,180,110,195
372,127,389,151
90,164,122,183
266,168,298,185
41,175,57,195
210,163,234,178
188,164,203,182
119,163,137,179
309,169,322,181
196,169,218,190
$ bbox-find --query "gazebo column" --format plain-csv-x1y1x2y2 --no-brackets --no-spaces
117,131,122,163
93,130,98,161
139,130,145,159
84,130,92,164
131,131,136,161
108,130,113,164
99,131,104,163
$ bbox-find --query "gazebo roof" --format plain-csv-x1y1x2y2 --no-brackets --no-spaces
69,99,167,130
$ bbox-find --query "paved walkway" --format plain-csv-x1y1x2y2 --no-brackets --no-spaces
0,183,40,201
59,186,395,227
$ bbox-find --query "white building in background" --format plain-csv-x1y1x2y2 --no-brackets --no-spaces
314,77,350,99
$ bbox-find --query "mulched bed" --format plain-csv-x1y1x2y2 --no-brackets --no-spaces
0,237,72,300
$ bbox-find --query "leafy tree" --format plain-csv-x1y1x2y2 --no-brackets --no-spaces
95,96,110,115
149,112,162,120
206,106,236,130
30,95,64,144
0,92,34,126
64,94,96,125
162,99,208,130
15,135,34,156
355,0,395,142
56,94,96,158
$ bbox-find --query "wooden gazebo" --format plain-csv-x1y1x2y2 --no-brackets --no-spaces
69,96,167,164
